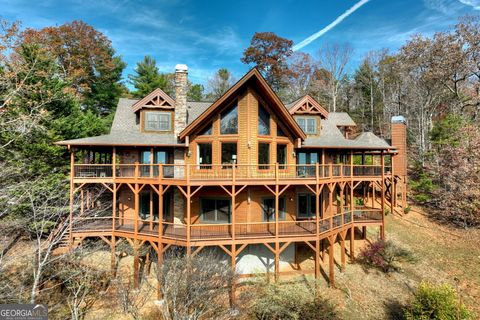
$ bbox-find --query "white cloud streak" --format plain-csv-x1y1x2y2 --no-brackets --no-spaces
458,0,480,9
292,0,372,51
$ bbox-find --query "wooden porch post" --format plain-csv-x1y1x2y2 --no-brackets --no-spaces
134,184,139,237
390,154,395,214
158,185,164,241
112,184,117,232
186,183,191,255
110,235,116,276
340,232,346,272
230,245,237,307
69,148,74,249
328,236,335,287
274,242,280,282
133,250,139,288
381,151,386,239
157,243,163,300
112,147,116,179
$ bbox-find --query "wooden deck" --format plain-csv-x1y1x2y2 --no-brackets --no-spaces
70,209,382,245
72,163,391,186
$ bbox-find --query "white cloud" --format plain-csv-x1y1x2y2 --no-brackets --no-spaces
458,0,480,9
292,0,372,51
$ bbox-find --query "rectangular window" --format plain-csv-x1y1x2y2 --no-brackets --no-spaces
197,143,212,169
201,198,231,223
258,104,270,135
154,150,173,178
296,117,317,134
140,151,151,177
277,144,287,169
297,193,317,218
277,125,286,137
258,143,270,170
221,142,237,167
145,111,171,131
262,197,286,221
220,105,238,134
296,152,319,177
139,192,159,220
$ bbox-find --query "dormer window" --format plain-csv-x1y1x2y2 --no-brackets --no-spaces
145,111,171,131
296,117,317,134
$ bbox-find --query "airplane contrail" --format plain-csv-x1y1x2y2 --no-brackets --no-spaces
292,0,372,51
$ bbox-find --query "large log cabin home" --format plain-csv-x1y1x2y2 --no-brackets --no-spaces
57,65,407,294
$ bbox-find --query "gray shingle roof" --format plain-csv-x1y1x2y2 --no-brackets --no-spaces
354,132,391,149
328,112,356,127
57,94,390,150
187,101,212,124
302,117,392,149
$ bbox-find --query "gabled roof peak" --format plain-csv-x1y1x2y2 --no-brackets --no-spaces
179,68,306,140
288,95,329,118
131,88,175,112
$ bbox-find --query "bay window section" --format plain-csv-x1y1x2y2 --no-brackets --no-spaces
258,143,270,170
221,142,237,168
258,104,270,135
297,193,317,218
197,143,212,169
220,105,238,134
201,198,231,223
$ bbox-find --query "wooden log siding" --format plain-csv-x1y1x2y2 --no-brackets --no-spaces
64,75,402,301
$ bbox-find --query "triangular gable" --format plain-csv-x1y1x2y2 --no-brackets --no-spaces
131,88,175,112
179,68,306,140
289,95,329,119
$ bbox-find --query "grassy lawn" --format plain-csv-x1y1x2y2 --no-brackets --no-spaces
324,206,480,319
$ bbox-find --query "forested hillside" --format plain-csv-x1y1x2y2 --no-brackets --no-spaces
0,15,479,317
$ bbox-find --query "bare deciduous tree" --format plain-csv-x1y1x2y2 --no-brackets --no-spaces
157,249,237,320
315,43,352,112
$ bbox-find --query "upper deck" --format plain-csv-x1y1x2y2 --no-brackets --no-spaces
72,163,392,186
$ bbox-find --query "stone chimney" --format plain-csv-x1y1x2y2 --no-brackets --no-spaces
174,64,188,139
391,116,407,179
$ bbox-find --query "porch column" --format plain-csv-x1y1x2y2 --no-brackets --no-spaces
157,243,163,300
69,148,74,249
186,184,191,255
328,236,335,287
380,151,385,239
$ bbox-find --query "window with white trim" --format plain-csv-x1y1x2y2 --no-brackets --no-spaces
145,111,171,131
296,117,317,134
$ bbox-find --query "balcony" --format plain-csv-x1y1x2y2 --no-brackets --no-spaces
70,208,383,243
72,163,391,184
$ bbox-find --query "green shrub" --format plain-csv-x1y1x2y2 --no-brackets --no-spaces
359,239,414,273
413,194,431,203
246,280,339,320
404,282,473,320
354,197,365,206
404,206,412,214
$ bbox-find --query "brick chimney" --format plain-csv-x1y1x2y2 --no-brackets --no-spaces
391,116,407,178
174,64,188,139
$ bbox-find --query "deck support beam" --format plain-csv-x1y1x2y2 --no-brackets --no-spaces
328,236,335,287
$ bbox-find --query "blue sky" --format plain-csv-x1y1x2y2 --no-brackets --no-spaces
1,0,477,87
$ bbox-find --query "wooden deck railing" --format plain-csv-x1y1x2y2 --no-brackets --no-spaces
73,163,391,181
71,209,383,241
